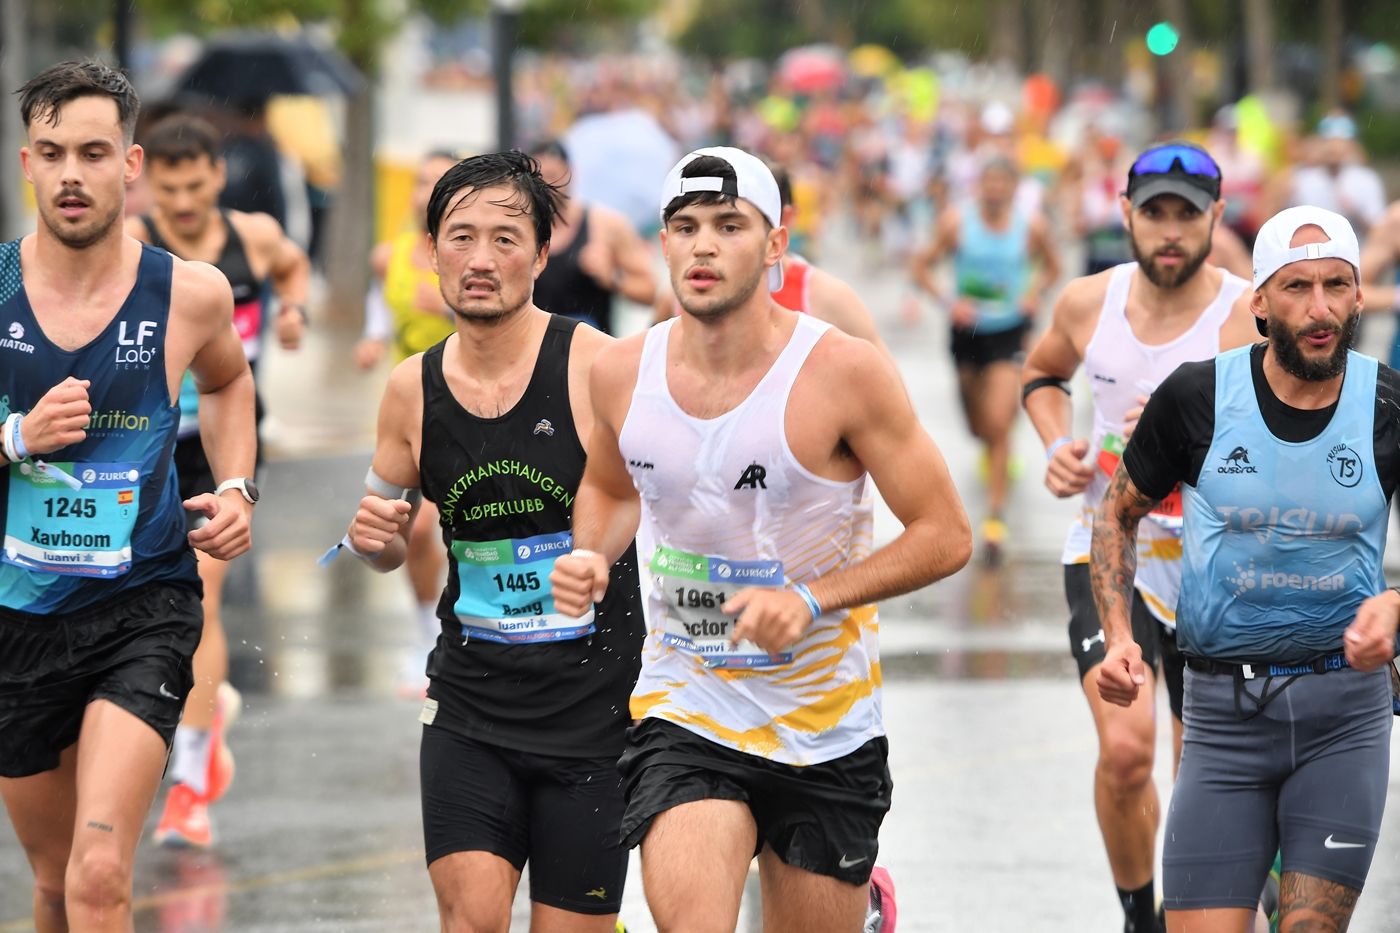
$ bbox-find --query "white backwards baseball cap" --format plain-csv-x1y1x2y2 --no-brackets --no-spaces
659,146,785,291
1251,205,1361,334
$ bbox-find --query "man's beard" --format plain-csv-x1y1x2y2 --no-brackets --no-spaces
1267,310,1359,382
1129,222,1213,289
675,260,766,322
40,199,122,250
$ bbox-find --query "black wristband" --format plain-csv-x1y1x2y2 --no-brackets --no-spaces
1022,377,1071,405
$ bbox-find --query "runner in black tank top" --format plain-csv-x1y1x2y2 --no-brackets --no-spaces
338,152,643,925
419,315,641,755
532,209,614,334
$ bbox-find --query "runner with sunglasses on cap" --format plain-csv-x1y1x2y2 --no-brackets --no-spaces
1022,141,1258,933
1093,204,1399,932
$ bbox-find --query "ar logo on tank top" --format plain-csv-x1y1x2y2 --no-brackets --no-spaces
734,462,768,490
1327,443,1362,488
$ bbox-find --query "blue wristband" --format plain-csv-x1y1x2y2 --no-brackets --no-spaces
1045,435,1073,461
792,583,822,621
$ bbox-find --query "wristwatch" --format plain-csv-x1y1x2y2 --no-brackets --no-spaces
214,477,260,504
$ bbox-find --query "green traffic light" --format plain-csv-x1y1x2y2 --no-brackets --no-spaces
1147,21,1180,56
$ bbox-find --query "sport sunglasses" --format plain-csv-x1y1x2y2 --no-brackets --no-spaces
1129,144,1221,179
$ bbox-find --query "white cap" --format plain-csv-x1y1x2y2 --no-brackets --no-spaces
981,101,1015,135
659,146,785,291
1252,205,1360,291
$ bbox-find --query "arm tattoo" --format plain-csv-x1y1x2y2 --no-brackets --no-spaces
1090,465,1160,642
86,820,114,833
1280,871,1360,931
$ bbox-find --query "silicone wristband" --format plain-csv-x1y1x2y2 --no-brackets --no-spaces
792,583,822,621
11,414,28,460
1045,436,1074,461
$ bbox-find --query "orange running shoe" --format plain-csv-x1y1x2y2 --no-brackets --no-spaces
206,683,240,803
154,783,213,849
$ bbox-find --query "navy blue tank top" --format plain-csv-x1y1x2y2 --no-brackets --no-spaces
0,240,198,614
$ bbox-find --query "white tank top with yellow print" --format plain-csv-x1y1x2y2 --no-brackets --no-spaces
618,314,880,767
1060,262,1247,628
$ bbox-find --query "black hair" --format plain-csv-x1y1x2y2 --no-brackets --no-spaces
425,150,564,251
662,154,750,225
17,60,140,142
767,161,793,211
142,113,221,164
526,138,569,165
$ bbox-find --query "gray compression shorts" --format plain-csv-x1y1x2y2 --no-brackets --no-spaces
1163,663,1392,910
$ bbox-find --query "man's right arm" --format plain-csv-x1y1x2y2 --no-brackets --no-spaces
550,342,643,615
909,208,958,300
346,357,424,571
1022,275,1100,497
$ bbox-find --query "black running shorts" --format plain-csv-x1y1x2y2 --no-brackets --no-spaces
1065,563,1184,719
0,581,203,777
419,719,628,915
949,320,1029,370
617,717,892,886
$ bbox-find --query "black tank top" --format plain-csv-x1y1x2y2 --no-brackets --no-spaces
418,315,642,756
532,208,615,335
140,212,261,305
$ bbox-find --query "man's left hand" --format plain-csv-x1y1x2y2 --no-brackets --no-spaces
724,588,814,657
184,491,253,561
1344,590,1400,672
276,306,306,350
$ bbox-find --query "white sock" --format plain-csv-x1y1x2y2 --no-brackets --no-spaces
170,726,212,796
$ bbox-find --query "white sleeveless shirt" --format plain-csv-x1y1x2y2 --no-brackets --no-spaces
618,314,881,766
1060,262,1248,627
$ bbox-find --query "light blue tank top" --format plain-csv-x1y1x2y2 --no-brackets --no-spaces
1178,346,1388,662
954,204,1030,334
0,241,198,613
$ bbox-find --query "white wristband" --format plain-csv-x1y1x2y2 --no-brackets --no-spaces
1046,436,1074,461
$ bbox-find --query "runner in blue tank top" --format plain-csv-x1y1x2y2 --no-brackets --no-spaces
1094,206,1400,931
911,155,1061,562
0,62,257,932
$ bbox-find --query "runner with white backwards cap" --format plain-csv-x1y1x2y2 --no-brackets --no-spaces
551,145,971,932
1094,204,1400,931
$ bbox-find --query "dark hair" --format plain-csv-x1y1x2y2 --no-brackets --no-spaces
662,155,742,225
767,160,793,210
17,60,140,142
425,150,564,250
527,138,570,165
142,113,221,164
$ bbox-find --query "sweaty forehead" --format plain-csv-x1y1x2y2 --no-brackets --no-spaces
1276,255,1355,283
30,95,123,138
443,184,531,224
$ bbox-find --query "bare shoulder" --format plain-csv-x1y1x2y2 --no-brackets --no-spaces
1049,269,1112,330
170,256,234,319
227,209,285,251
806,325,899,398
808,265,860,306
1219,282,1261,349
567,318,615,365
592,329,647,388
384,351,426,409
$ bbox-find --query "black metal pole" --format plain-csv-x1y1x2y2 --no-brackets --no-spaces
492,7,519,151
114,0,133,72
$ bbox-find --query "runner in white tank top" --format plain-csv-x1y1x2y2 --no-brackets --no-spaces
552,147,970,933
1021,142,1261,933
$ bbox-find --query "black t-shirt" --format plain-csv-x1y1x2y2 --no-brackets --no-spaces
1124,343,1400,502
418,316,643,757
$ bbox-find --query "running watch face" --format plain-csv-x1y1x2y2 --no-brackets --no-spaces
243,478,260,503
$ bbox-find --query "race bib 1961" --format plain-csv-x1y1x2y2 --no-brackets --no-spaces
651,544,793,669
